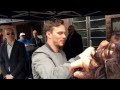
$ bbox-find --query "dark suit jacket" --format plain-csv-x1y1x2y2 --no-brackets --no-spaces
30,37,42,47
0,40,26,79
63,31,83,60
0,34,3,47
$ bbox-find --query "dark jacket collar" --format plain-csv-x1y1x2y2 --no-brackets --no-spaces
45,43,54,52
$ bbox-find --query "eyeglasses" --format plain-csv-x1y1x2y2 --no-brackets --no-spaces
6,32,14,35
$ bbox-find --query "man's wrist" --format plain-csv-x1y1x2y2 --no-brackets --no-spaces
74,55,81,60
10,74,14,79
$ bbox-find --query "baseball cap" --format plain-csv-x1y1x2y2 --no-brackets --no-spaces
20,32,25,36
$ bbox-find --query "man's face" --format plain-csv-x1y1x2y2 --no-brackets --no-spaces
68,25,74,35
5,28,15,41
33,30,38,38
20,35,26,40
48,25,67,47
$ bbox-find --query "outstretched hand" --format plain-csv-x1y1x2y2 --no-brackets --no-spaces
97,40,109,50
69,47,96,79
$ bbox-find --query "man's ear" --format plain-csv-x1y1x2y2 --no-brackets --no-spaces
46,31,52,39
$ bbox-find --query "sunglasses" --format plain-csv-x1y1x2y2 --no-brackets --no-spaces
6,32,14,35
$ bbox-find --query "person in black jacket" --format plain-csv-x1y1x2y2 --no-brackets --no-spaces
63,25,83,60
0,27,26,79
30,30,42,48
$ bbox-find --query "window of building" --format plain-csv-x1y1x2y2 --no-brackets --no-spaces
72,15,106,50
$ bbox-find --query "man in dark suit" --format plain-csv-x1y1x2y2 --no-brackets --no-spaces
0,27,26,79
30,30,42,48
63,25,83,60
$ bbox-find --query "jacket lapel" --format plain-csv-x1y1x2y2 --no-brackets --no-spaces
10,40,17,61
3,42,9,62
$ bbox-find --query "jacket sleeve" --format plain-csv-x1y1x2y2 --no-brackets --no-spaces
32,53,72,79
38,38,43,47
73,34,83,54
11,43,26,78
0,47,8,77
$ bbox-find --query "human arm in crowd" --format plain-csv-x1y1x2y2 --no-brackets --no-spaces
11,43,26,78
32,47,96,79
97,40,109,50
69,47,97,79
0,48,8,78
0,47,13,79
0,56,13,79
70,40,110,79
32,53,74,79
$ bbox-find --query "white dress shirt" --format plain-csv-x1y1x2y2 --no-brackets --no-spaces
7,41,14,72
7,41,14,59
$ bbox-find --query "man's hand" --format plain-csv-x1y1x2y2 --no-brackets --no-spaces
70,59,83,74
73,71,93,79
70,47,95,73
97,40,109,50
79,47,95,70
79,47,95,58
5,74,14,79
69,47,96,79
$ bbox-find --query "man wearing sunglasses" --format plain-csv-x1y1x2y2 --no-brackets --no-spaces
0,27,26,79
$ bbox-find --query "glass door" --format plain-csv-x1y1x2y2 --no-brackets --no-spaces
112,17,120,34
73,17,88,50
72,15,106,50
90,16,106,49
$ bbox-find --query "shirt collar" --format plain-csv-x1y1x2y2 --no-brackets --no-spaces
45,43,54,52
7,40,15,47
45,43,61,53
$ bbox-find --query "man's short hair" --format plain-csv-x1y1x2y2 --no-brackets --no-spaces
42,18,64,42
